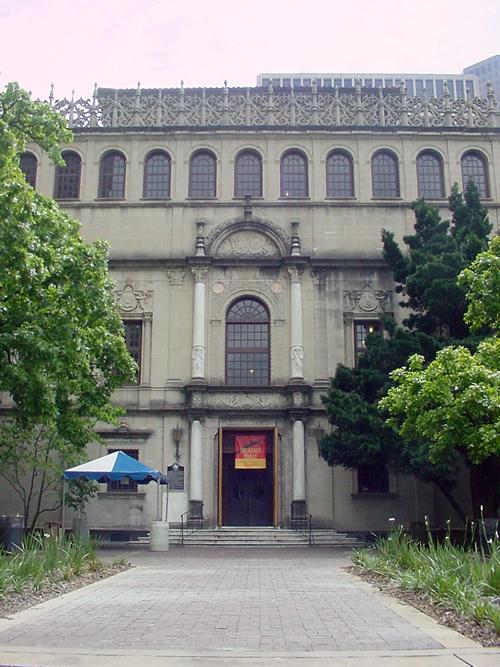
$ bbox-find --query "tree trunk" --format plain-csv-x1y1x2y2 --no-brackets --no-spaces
433,480,467,523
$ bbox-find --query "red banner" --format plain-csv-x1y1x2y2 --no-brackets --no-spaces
235,434,267,469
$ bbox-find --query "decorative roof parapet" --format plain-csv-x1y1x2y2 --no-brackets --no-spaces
49,80,497,129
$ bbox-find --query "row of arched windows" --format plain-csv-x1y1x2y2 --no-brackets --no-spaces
20,147,492,201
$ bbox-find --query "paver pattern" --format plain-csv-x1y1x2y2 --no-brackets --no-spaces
0,549,441,653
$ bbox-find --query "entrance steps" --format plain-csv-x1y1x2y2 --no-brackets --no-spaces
135,527,364,548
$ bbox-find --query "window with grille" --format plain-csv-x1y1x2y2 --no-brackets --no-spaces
107,449,138,492
280,150,308,198
416,151,444,199
189,151,216,198
371,151,400,198
143,150,170,199
226,298,270,385
461,151,490,198
98,151,126,198
234,151,262,198
54,151,81,199
357,465,389,493
123,320,142,383
326,151,354,198
20,152,37,188
354,321,380,365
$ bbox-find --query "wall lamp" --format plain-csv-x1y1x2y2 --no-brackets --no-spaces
172,423,183,461
313,423,326,457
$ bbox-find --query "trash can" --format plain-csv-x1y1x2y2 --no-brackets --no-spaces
0,515,25,552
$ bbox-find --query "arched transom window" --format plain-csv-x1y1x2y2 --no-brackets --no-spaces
54,151,82,199
234,150,262,198
416,151,444,199
189,150,216,198
226,298,270,386
143,150,171,199
326,150,354,198
98,151,126,198
371,150,400,198
461,151,490,198
280,150,308,198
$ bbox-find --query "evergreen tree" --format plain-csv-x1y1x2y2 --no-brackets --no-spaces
320,183,492,521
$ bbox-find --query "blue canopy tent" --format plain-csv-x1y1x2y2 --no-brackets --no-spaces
62,451,168,536
64,451,163,484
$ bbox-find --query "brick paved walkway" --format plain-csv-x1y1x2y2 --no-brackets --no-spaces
0,549,442,654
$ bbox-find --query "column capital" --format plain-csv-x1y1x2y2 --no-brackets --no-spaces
191,267,208,283
287,266,303,284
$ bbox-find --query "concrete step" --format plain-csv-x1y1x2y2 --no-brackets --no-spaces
134,527,365,548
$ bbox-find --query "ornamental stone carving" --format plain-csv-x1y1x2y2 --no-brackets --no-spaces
115,280,153,313
51,85,494,129
192,345,205,377
206,218,290,258
207,392,285,409
167,269,185,286
287,267,303,284
343,281,393,313
216,231,280,258
191,268,208,283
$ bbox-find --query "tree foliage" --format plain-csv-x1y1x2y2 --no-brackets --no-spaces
320,184,493,520
0,83,136,449
0,82,136,523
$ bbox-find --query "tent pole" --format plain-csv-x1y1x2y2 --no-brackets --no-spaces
156,482,161,521
62,478,66,538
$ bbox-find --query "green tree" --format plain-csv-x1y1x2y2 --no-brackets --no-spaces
0,83,136,522
320,186,492,521
380,236,500,516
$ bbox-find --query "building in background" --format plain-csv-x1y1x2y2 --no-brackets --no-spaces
257,72,478,98
3,79,499,540
464,55,500,96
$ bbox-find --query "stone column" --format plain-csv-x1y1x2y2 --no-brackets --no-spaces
191,268,207,381
292,419,306,503
288,267,304,380
189,419,203,515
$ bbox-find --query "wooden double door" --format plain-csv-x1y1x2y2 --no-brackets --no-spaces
220,430,275,526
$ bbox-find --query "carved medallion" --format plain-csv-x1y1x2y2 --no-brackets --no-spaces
115,280,153,313
216,231,280,258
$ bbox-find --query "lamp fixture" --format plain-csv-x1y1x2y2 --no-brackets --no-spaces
172,423,183,461
313,423,326,457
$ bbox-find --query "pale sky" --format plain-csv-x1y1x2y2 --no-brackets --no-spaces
1,0,499,100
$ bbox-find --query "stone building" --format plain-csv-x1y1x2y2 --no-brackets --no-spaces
7,80,500,537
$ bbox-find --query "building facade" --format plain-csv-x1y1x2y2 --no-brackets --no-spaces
4,81,500,536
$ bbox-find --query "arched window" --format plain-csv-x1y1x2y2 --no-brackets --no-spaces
143,150,171,199
20,152,37,188
234,150,262,197
416,151,444,199
54,151,82,199
280,150,308,198
189,150,216,198
226,298,270,386
461,151,490,198
326,150,354,198
98,151,126,198
371,150,400,198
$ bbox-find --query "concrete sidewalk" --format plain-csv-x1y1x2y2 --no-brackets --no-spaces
0,547,498,666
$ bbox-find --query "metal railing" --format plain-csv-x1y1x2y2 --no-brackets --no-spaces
179,504,204,546
290,504,313,547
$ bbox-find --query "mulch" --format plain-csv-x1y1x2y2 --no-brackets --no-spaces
347,564,499,647
0,561,130,619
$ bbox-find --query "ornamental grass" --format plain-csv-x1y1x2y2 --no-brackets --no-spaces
353,517,500,634
0,532,101,598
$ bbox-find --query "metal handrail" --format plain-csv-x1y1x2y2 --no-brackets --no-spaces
290,504,313,547
179,504,204,546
